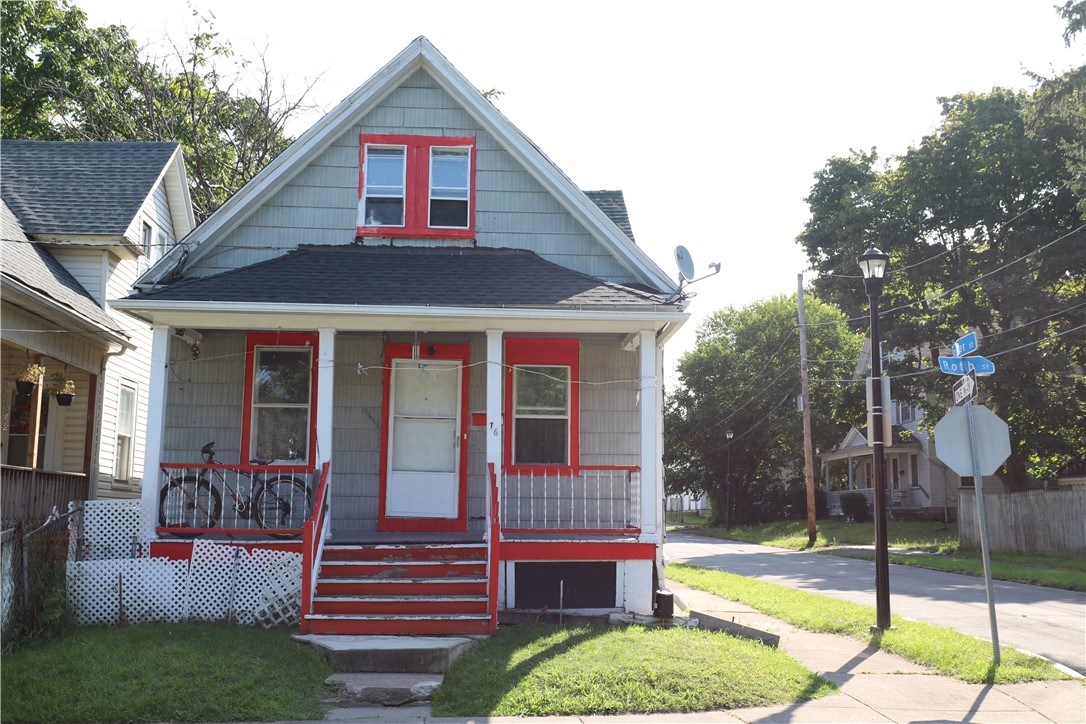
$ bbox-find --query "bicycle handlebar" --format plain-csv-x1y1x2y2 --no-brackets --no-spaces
201,441,215,462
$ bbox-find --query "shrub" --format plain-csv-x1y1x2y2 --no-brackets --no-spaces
839,492,870,522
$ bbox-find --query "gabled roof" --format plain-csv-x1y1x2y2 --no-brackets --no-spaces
147,37,676,293
1,200,128,339
128,245,672,309
584,190,636,243
0,140,193,238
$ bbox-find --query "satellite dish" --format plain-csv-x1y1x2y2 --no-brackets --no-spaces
675,245,696,282
891,347,906,362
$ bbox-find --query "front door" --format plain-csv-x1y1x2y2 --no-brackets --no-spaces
380,345,469,531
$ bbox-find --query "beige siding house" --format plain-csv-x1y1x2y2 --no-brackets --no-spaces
1,141,194,523
115,37,690,634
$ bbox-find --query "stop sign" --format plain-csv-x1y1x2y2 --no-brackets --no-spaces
933,405,1011,476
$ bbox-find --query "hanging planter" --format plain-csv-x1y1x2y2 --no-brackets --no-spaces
49,372,76,406
13,363,47,397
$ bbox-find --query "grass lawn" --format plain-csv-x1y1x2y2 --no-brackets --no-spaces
1,623,332,723
432,623,836,717
666,563,1073,685
686,520,1085,592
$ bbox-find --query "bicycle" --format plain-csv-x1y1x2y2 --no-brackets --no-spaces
159,441,312,539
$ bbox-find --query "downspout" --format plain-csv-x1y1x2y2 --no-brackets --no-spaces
88,345,127,499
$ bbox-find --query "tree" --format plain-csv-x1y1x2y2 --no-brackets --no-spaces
797,86,1085,490
1,0,318,221
665,293,863,525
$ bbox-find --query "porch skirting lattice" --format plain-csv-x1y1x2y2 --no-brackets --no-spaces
67,501,302,627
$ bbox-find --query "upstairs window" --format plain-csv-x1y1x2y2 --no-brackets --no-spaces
357,134,476,239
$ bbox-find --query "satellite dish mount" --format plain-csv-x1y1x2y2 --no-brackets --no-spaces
674,245,721,293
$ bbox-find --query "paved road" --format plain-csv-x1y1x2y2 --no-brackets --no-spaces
664,531,1086,676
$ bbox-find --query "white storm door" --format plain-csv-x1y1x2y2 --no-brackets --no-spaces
386,359,462,518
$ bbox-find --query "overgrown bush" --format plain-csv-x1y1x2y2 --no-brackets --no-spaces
839,492,870,522
2,520,74,653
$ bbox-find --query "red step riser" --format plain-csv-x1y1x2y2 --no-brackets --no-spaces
320,546,486,563
317,581,487,597
304,617,492,636
321,562,486,578
313,599,488,615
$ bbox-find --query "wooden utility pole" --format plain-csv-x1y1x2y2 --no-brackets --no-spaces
797,274,817,547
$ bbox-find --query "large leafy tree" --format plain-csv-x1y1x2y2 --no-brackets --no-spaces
665,293,864,525
798,83,1085,490
1,0,316,221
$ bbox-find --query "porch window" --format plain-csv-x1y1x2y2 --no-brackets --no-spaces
242,333,318,465
114,383,136,480
357,134,476,239
504,338,579,470
513,366,569,464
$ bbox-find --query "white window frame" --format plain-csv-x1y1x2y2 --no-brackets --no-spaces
114,382,137,481
361,144,407,227
512,365,571,466
249,345,313,463
427,146,471,229
140,221,153,256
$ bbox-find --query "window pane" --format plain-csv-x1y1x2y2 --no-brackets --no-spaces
364,197,404,226
394,362,458,417
393,418,456,472
117,386,136,433
254,407,308,461
515,367,568,413
429,199,468,228
430,148,468,194
366,147,405,188
515,418,567,464
255,349,311,404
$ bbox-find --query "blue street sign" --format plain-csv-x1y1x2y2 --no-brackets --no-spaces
939,355,996,376
953,331,979,358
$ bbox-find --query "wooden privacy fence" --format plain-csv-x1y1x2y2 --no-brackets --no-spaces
959,488,1086,556
1,466,89,527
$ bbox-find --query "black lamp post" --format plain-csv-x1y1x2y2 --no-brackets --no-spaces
725,429,734,528
858,246,892,631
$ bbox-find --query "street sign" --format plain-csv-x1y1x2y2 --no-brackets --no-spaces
939,355,996,376
953,331,979,358
933,405,1011,476
952,369,977,406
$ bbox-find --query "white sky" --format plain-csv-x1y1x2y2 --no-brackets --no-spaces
79,0,1083,378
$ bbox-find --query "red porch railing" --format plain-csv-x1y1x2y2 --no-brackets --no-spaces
156,461,317,537
486,462,501,633
300,462,331,632
500,466,640,533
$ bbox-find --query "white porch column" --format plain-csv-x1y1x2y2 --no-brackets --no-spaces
485,329,503,477
317,328,335,529
140,324,170,539
638,329,661,543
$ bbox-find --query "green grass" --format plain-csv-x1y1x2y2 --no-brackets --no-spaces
666,563,1072,685
685,519,1085,591
665,510,711,529
432,623,836,717
0,623,332,723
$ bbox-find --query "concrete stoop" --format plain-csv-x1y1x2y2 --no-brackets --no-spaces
323,672,442,707
293,634,479,674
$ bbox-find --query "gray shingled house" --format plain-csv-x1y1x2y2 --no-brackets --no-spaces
1,141,194,524
113,37,690,635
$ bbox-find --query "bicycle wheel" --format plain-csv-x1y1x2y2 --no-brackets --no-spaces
253,477,311,538
159,475,222,535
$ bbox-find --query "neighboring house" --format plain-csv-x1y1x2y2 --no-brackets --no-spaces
1,141,194,523
112,37,689,634
820,397,1006,521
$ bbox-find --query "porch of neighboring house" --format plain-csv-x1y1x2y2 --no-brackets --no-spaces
820,431,927,520
1,343,97,526
140,326,663,635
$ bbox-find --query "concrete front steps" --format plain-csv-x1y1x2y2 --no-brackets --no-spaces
304,542,492,635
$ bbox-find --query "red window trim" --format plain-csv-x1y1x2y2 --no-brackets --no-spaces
356,134,477,240
378,343,471,532
503,337,579,474
240,332,319,470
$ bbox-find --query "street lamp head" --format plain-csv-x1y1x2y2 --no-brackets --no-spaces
857,247,890,297
726,429,734,441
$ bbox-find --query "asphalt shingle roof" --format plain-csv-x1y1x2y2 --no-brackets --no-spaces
1,200,126,335
1,140,179,236
584,190,636,243
130,245,671,308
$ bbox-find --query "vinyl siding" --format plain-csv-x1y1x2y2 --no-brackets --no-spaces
45,248,110,305
185,69,636,284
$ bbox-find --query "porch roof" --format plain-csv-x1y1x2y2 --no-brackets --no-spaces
127,245,676,309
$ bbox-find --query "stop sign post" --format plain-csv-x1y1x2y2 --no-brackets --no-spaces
934,332,1009,664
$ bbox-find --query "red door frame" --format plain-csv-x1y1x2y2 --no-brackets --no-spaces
378,343,471,532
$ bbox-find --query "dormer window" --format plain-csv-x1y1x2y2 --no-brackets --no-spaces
357,134,476,239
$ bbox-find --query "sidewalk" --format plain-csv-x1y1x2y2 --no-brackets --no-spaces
304,582,1085,723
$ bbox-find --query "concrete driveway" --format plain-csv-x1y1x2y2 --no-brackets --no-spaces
664,531,1086,676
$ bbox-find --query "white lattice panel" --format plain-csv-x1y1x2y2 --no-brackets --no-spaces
188,540,237,621
125,558,191,624
254,549,303,627
68,559,127,625
78,500,143,560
